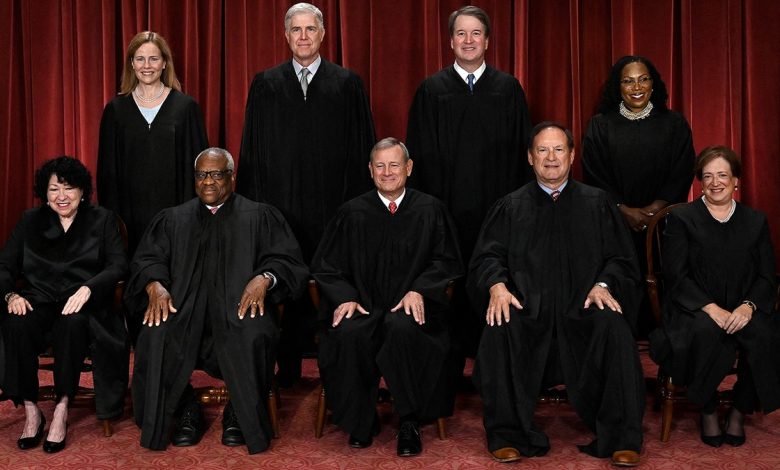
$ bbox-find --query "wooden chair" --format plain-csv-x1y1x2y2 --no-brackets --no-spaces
644,203,739,442
310,279,448,440
37,214,130,437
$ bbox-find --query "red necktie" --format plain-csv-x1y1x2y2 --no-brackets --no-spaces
550,190,561,202
210,207,219,214
389,201,397,214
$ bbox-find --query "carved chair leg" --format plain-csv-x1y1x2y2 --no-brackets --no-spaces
268,389,280,439
661,376,675,442
315,387,327,438
102,419,113,437
436,417,447,440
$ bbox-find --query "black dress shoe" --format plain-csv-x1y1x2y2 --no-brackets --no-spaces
724,412,746,447
397,421,422,457
348,412,380,449
42,424,68,454
171,401,204,447
221,401,245,446
17,410,45,450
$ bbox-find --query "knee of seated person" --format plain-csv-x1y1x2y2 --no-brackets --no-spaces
690,313,723,337
384,310,419,335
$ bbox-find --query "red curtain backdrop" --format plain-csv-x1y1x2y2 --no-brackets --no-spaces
2,0,779,259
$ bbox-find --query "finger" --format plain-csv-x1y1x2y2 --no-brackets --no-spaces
25,300,33,311
486,309,494,326
250,302,258,319
258,301,265,317
418,304,425,324
503,303,511,324
511,296,523,309
412,306,421,324
391,300,403,312
333,309,347,327
594,297,605,310
357,304,369,315
583,297,592,308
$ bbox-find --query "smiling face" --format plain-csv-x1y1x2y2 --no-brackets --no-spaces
528,127,574,190
369,145,413,201
450,14,488,71
132,42,166,87
47,174,82,219
285,12,324,66
701,156,738,206
620,61,653,112
194,153,234,206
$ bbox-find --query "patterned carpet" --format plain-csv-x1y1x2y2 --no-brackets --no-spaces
1,351,779,469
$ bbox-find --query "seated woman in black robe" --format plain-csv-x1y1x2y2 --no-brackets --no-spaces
582,55,695,336
0,157,128,453
652,146,780,447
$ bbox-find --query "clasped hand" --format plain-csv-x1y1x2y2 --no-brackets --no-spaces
703,303,752,334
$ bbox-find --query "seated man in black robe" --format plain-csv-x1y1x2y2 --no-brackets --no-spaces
126,147,308,454
469,123,645,467
311,138,464,457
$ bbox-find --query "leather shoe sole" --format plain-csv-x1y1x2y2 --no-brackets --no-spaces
491,447,522,463
349,434,373,448
221,427,246,446
611,450,640,467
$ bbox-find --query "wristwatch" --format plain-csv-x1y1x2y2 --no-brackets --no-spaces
742,300,757,312
594,282,609,290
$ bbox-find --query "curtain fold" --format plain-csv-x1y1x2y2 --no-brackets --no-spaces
3,0,779,260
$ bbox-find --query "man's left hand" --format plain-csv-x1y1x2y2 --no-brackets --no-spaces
584,284,623,314
238,275,272,319
391,291,425,325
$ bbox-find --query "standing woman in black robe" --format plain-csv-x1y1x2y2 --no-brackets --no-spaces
0,157,128,453
653,146,780,447
98,31,208,254
582,56,695,334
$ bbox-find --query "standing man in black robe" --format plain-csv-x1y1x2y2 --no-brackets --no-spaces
469,123,644,466
238,2,376,385
312,138,463,457
406,5,532,360
127,147,308,454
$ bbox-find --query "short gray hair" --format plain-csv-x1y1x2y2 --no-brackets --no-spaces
285,3,324,31
370,137,410,162
194,147,235,171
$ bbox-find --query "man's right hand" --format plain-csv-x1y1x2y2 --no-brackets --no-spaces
486,282,522,326
702,302,730,329
332,301,368,327
619,204,650,232
143,281,177,327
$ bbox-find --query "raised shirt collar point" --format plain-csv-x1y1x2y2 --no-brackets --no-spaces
377,189,406,212
453,61,486,85
292,55,322,80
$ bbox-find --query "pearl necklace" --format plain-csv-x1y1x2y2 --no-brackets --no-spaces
133,83,166,103
619,101,653,121
702,196,736,223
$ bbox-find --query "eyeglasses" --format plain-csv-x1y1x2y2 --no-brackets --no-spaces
194,170,233,181
620,76,652,87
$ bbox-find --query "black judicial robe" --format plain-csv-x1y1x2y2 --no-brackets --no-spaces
312,189,464,440
238,59,376,262
0,204,129,418
97,90,209,252
652,200,780,412
469,181,645,457
582,109,694,209
126,194,308,454
406,65,532,262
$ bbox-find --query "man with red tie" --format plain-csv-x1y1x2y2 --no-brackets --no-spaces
311,138,463,456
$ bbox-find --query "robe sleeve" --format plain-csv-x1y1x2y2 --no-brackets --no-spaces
83,211,128,307
582,116,622,203
662,211,715,313
253,205,309,304
124,210,173,317
342,75,376,201
0,214,27,298
409,205,464,306
747,215,778,315
310,210,361,317
656,114,695,204
177,98,209,205
467,197,514,311
236,73,266,203
405,82,438,195
97,102,120,211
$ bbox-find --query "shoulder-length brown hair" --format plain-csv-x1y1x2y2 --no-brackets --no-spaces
119,31,182,95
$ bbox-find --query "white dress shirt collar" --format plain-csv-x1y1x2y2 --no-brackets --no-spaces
453,61,487,84
377,189,406,211
292,55,322,81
